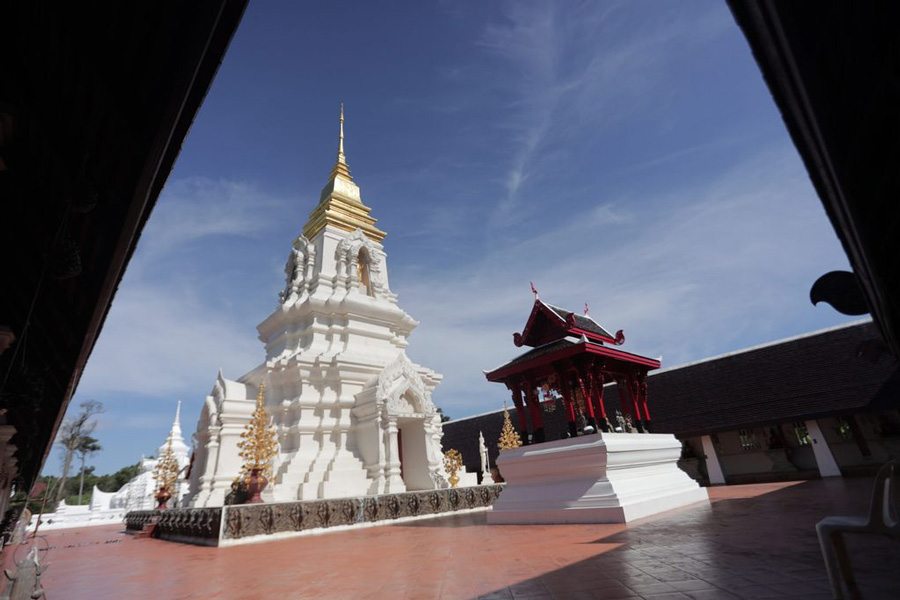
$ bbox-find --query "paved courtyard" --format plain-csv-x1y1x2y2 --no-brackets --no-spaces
7,478,898,599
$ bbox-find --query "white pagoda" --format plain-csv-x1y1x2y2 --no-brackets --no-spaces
111,400,191,511
185,107,446,507
31,402,190,531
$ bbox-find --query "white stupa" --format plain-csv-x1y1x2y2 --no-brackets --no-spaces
185,107,446,507
110,400,191,510
31,401,190,530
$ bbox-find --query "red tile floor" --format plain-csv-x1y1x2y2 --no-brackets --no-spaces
4,478,898,599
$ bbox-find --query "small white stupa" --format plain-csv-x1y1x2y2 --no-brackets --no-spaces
32,401,190,531
111,401,190,510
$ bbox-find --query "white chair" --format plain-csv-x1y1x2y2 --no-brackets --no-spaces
816,458,900,599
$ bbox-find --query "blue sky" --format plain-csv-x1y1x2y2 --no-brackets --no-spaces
56,0,853,476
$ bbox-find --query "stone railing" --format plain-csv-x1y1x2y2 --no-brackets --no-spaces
223,484,503,542
156,507,222,544
124,510,159,532
125,484,503,546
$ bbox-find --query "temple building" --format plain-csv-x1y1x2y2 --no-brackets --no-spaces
484,296,661,442
185,108,446,507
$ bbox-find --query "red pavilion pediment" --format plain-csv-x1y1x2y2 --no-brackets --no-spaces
514,300,623,348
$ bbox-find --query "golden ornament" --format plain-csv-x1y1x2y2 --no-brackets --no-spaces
497,402,522,451
153,437,180,496
237,381,279,482
443,448,463,488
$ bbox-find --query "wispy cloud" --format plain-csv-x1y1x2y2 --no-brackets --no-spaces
82,280,262,397
96,412,173,432
476,1,732,224
136,177,289,260
398,145,851,417
77,177,291,402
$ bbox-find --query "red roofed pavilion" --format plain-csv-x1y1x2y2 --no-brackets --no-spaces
485,296,661,443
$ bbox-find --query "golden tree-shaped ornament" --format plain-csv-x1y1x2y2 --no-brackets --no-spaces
497,402,522,451
443,449,463,488
153,437,180,509
237,381,279,503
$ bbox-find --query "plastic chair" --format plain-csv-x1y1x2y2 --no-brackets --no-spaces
816,458,900,599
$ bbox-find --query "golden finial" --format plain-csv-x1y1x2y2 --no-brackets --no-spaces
237,381,279,480
329,102,352,182
498,401,523,450
339,101,345,158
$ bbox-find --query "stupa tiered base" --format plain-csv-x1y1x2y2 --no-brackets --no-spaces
488,432,709,524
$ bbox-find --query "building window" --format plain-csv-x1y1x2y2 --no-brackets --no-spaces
835,416,854,441
793,422,811,446
738,429,761,451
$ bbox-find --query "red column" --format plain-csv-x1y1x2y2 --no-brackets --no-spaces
558,369,578,438
615,378,627,421
576,365,596,422
591,367,610,432
571,365,596,436
627,375,645,433
508,381,529,438
525,379,545,443
639,375,651,424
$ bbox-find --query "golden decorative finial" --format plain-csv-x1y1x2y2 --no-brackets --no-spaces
329,102,352,182
238,381,279,480
338,101,345,158
153,437,180,507
443,449,463,488
498,402,523,450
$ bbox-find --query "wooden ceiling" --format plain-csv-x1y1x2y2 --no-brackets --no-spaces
0,1,247,491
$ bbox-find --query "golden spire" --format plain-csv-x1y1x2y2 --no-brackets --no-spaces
302,103,387,242
329,102,353,182
339,102,345,159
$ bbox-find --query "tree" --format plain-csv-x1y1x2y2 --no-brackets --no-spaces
96,462,141,493
76,435,102,504
54,400,103,507
437,407,451,423
11,461,141,516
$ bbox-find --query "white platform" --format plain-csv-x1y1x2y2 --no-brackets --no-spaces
489,432,709,524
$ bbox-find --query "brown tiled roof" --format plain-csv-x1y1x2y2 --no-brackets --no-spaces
633,321,898,436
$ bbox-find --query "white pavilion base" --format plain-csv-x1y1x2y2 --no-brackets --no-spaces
488,432,709,524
